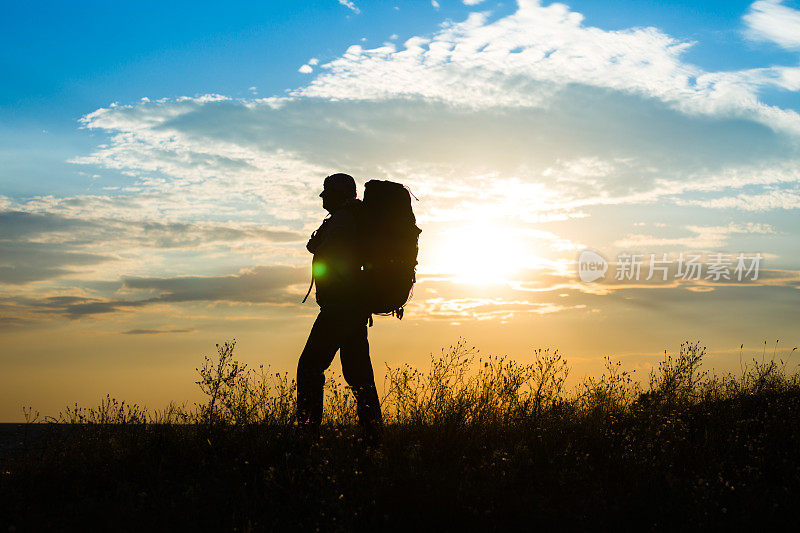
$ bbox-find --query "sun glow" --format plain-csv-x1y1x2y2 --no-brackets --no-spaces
426,223,536,285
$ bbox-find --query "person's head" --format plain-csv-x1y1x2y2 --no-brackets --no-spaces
320,173,356,212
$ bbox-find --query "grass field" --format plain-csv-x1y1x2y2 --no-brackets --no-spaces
2,339,799,531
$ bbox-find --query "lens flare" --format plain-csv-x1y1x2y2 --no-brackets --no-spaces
312,262,327,277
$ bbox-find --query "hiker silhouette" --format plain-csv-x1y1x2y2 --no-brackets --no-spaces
297,173,383,439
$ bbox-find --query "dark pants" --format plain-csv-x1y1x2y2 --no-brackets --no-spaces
297,307,382,430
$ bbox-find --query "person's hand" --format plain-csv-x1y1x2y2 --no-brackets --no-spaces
306,230,318,253
307,218,330,253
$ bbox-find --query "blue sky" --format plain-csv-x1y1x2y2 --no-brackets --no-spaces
3,0,800,194
3,0,800,419
3,1,799,123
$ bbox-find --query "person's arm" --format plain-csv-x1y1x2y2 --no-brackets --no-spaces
313,211,359,278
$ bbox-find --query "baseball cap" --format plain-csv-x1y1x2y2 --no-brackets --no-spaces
320,173,357,198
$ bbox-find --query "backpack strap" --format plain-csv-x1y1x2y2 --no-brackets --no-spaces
300,273,314,303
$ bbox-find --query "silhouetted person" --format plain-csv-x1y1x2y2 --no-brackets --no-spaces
297,173,382,440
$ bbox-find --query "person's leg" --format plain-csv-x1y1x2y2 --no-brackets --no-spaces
339,314,382,435
296,310,341,429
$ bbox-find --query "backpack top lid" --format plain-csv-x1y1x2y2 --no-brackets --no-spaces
362,180,418,227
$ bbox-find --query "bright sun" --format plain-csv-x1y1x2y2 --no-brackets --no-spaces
426,223,533,285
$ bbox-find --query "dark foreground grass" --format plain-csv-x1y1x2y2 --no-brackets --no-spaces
2,340,800,531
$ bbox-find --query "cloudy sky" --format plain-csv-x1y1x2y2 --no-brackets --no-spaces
3,0,800,419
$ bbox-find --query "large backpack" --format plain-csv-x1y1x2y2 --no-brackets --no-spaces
359,180,421,319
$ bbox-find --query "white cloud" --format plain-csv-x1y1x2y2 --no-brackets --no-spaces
338,0,360,14
308,58,319,65
298,0,800,135
678,188,800,211
411,297,572,322
615,222,775,249
67,98,342,226
431,0,440,9
463,0,486,5
744,0,800,50
298,64,313,74
64,91,800,246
